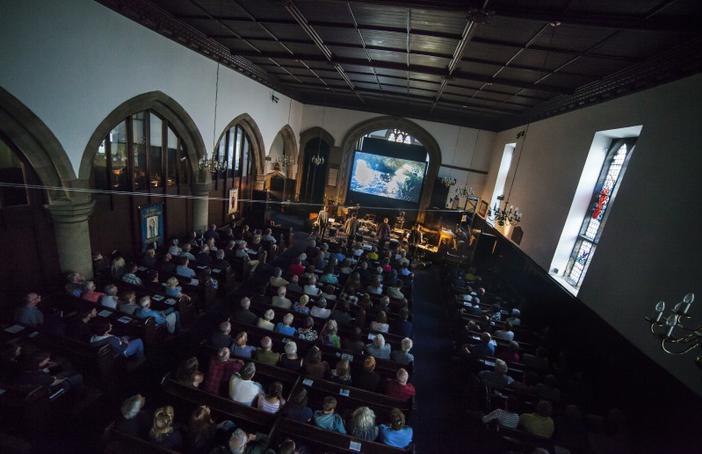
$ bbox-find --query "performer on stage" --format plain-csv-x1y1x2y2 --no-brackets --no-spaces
317,205,330,238
343,213,360,246
377,217,391,249
408,224,423,259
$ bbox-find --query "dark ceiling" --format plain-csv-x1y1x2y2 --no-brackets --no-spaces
98,0,702,130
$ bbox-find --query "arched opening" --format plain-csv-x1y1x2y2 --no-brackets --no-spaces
0,88,74,305
296,127,335,205
210,114,265,226
338,117,441,222
82,92,205,258
265,125,297,201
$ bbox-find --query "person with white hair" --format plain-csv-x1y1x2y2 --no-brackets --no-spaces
384,368,416,401
275,313,296,337
304,275,321,297
310,297,331,319
257,309,275,331
135,295,179,334
115,394,149,436
254,336,280,366
349,406,379,441
81,280,105,303
209,427,270,454
272,286,292,309
99,284,119,308
233,296,258,325
390,338,414,365
234,240,259,273
478,358,514,390
168,238,181,256
494,321,516,342
365,333,391,359
279,341,303,370
506,308,521,326
228,362,263,406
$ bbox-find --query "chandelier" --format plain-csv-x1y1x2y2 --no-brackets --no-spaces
646,293,700,365
454,185,474,199
489,196,521,226
198,155,227,174
311,152,325,166
388,129,412,144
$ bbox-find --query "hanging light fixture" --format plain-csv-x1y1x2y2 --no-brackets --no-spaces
645,293,701,367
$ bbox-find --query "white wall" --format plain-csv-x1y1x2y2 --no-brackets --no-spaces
483,74,702,396
0,0,302,175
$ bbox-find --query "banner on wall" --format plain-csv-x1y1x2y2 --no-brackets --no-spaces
228,189,239,214
140,203,164,251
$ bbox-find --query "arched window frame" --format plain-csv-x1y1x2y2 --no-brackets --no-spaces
565,138,636,286
0,133,30,208
213,124,254,193
93,109,191,196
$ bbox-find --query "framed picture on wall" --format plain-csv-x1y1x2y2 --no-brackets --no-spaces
477,199,489,217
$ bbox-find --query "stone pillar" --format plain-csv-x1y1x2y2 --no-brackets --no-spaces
192,181,211,233
46,199,95,279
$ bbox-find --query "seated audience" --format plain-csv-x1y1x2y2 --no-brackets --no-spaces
287,274,303,293
121,263,143,285
14,350,83,393
304,276,322,296
310,297,331,319
379,408,413,448
115,394,150,437
111,256,127,280
254,336,280,366
390,337,415,365
330,299,353,327
497,340,521,364
280,389,313,423
210,428,269,454
370,311,390,333
99,284,119,309
66,307,97,342
81,281,104,303
493,321,515,342
117,290,138,314
478,358,514,390
204,347,244,394
15,292,44,327
231,331,256,359
209,320,234,350
330,359,352,386
288,258,305,277
482,395,520,429
349,406,379,441
343,326,366,355
356,356,381,392
186,405,219,454
159,253,176,276
275,313,296,336
314,396,346,434
271,286,292,309
303,346,329,379
464,332,496,358
164,276,187,299
366,333,391,359
320,319,341,348
229,362,263,406
65,272,86,297
269,267,288,288
279,341,303,371
176,257,196,278
257,309,275,331
385,368,416,401
90,319,144,359
175,357,204,388
297,316,318,342
392,310,413,339
149,406,183,450
292,294,311,315
519,400,555,439
233,297,258,326
135,296,179,334
257,381,285,414
168,238,182,256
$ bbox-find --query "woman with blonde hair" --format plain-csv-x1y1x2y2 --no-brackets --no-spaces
320,319,341,348
149,406,183,450
111,255,126,280
349,406,379,441
164,276,185,299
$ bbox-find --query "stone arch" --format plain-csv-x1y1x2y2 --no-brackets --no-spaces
0,87,76,201
337,116,442,219
268,124,298,179
79,91,207,184
295,127,336,198
215,113,266,179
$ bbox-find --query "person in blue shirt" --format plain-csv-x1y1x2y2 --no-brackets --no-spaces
464,332,497,358
135,296,179,334
379,408,413,448
274,313,296,337
176,257,196,278
313,396,346,434
14,292,44,327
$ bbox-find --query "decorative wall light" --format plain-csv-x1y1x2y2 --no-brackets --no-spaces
646,293,701,367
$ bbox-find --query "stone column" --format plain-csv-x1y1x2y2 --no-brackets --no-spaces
192,181,211,233
46,199,95,279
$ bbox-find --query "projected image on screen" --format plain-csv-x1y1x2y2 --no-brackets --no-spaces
350,151,426,203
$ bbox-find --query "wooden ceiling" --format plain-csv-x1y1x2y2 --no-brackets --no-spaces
98,0,702,130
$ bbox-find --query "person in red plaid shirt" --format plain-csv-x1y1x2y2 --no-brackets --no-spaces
203,347,244,394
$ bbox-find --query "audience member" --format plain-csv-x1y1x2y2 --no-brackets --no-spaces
482,395,520,429
275,313,296,336
478,358,514,390
254,336,280,366
366,333,391,359
204,347,244,394
231,331,256,359
379,408,413,448
390,338,415,365
303,346,329,379
256,309,275,331
519,400,555,439
117,290,138,314
297,316,318,342
271,286,292,309
210,320,234,350
320,319,341,348
228,362,263,406
384,368,416,401
279,341,303,371
89,318,144,359
148,406,183,450
330,359,352,386
115,394,150,437
313,396,346,434
280,389,313,423
349,406,378,441
99,284,119,309
356,356,381,392
233,297,258,326
121,263,143,285
310,297,331,319
15,292,44,327
257,381,285,414
292,294,311,315
81,281,104,303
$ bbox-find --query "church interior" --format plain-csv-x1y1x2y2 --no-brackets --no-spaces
1,0,702,453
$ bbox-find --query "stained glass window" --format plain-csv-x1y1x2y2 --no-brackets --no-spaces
565,139,635,287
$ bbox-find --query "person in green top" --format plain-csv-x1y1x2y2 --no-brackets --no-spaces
254,336,280,367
